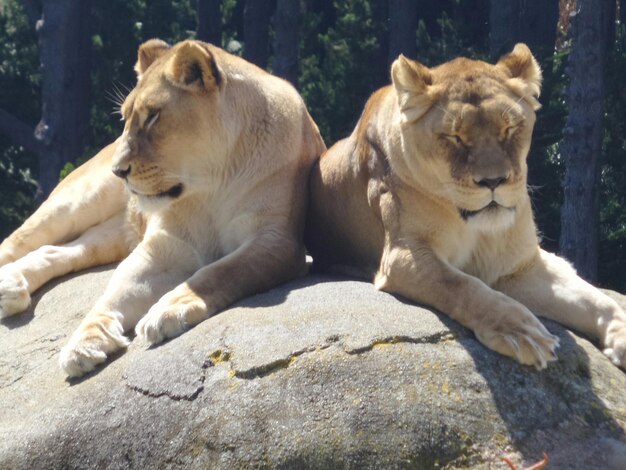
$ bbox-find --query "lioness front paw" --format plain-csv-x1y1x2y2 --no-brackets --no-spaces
474,304,559,370
602,319,626,368
135,284,208,345
59,313,129,377
0,266,31,318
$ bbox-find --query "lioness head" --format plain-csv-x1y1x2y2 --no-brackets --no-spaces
391,44,542,231
112,39,227,208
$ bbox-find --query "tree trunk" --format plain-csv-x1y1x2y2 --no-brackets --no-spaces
388,0,418,64
520,0,559,57
272,0,300,86
490,0,521,59
605,0,617,51
243,0,274,69
559,0,612,282
197,0,222,46
490,0,559,60
35,0,93,197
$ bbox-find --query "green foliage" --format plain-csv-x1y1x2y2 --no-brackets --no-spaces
417,0,489,56
526,52,568,255
59,162,76,181
0,0,40,237
140,0,196,41
298,0,490,145
0,1,40,120
299,0,386,143
0,149,37,239
415,11,486,66
598,27,626,291
221,0,244,49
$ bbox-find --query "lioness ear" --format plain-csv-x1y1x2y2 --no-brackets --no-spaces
391,55,434,123
165,41,223,92
496,43,542,110
135,39,171,79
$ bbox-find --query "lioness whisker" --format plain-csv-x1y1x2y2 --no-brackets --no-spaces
502,94,527,118
115,81,133,94
161,171,206,183
106,82,132,118
104,90,124,109
436,105,457,122
110,83,128,104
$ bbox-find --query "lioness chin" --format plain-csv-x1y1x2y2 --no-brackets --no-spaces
306,44,626,370
0,39,325,377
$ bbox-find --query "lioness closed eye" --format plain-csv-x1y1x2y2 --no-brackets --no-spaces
0,39,325,377
306,43,626,370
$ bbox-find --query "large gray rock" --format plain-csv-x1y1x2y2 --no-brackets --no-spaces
2,266,626,469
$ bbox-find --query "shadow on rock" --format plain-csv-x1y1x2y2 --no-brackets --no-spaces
462,319,626,468
397,292,626,468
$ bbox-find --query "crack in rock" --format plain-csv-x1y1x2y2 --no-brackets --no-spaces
217,332,456,380
125,381,206,401
125,356,212,401
233,344,334,379
343,331,457,355
126,332,458,395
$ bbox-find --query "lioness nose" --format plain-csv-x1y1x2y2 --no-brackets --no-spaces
474,176,508,190
112,164,131,179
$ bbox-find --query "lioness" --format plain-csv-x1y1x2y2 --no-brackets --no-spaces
306,44,626,369
0,39,325,377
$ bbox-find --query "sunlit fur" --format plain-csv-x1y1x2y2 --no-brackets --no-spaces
0,39,325,377
306,43,626,370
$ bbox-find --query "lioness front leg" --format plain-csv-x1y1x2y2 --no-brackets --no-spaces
136,231,304,344
495,249,626,368
375,245,559,369
59,235,196,377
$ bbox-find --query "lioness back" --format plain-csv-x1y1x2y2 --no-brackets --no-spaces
307,88,396,278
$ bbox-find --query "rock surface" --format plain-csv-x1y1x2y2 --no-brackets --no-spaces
2,266,626,469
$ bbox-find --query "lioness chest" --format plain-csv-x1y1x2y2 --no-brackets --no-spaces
124,193,260,267
420,201,538,286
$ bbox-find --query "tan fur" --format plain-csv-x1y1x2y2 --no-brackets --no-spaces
306,44,626,370
0,39,325,377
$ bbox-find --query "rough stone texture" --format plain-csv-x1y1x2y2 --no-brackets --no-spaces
2,266,626,469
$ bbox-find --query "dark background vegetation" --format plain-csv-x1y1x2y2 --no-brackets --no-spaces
0,0,625,291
